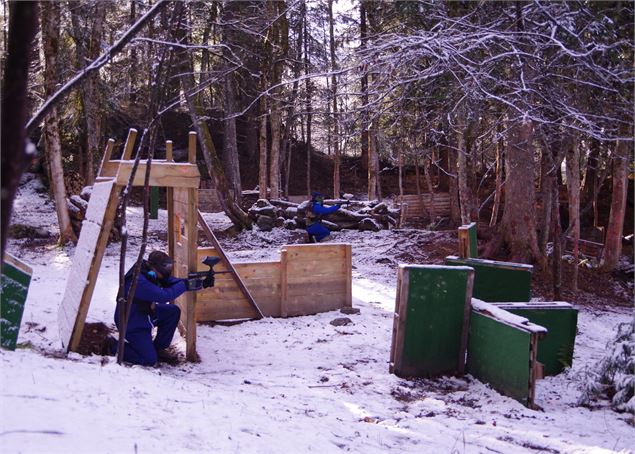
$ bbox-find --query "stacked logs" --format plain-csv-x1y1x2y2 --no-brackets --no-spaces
248,198,401,233
67,186,121,241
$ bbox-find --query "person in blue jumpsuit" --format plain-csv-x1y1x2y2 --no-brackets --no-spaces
305,192,341,243
111,251,209,366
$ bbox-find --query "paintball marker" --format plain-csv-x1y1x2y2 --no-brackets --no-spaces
186,256,229,291
334,191,354,207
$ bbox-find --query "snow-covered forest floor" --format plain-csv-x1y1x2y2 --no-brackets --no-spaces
2,175,633,453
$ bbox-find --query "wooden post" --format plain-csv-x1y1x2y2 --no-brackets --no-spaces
96,138,115,179
121,128,138,160
280,249,288,317
188,131,197,164
150,186,158,219
345,244,352,308
166,140,174,258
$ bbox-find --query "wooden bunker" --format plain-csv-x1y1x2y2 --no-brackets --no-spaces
58,130,352,362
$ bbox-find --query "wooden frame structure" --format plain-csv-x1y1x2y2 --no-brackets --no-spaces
59,129,353,362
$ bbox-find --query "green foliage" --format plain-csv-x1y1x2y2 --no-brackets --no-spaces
578,321,635,415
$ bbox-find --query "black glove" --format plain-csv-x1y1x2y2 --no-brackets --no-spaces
202,276,214,289
185,277,203,291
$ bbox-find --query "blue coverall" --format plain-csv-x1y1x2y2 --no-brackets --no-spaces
306,202,340,242
113,268,187,366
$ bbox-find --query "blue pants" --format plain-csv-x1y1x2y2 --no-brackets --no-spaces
306,223,331,242
113,303,181,366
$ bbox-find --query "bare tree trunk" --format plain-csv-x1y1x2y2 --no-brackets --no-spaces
259,97,268,200
269,108,282,199
601,139,629,271
447,141,461,225
359,0,369,172
368,122,378,200
499,119,544,266
489,132,504,227
457,126,472,224
80,1,106,186
1,2,39,257
223,76,241,201
551,160,563,300
328,0,340,198
538,144,554,251
424,154,436,223
565,136,581,290
42,1,76,245
303,10,312,196
398,148,404,204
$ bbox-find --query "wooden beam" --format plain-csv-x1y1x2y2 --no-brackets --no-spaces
197,210,264,319
166,140,173,162
188,131,197,164
99,161,200,188
121,128,138,160
96,138,115,179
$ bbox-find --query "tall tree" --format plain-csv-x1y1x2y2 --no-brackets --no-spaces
0,2,39,257
328,0,340,197
41,1,77,245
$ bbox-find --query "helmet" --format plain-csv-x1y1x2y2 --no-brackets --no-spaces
311,192,324,204
148,251,174,278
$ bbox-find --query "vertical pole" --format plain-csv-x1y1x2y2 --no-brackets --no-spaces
280,248,288,317
185,132,198,361
166,140,175,258
150,186,158,219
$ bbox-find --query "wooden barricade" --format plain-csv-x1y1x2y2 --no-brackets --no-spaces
195,244,352,322
398,193,451,220
390,265,474,378
468,300,547,409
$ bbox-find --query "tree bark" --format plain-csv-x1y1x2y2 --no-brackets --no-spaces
223,76,242,201
81,1,107,185
601,139,629,271
359,0,369,172
489,131,504,227
565,136,581,290
447,140,461,226
328,0,340,198
368,121,378,200
424,154,436,223
499,119,544,266
259,97,268,199
1,2,39,257
303,9,312,196
269,109,282,199
42,1,77,245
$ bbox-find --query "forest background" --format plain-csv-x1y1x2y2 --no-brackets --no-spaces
1,0,633,280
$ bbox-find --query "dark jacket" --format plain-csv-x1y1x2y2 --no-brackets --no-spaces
307,201,340,225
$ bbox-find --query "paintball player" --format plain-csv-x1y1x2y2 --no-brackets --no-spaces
108,250,212,366
305,191,341,243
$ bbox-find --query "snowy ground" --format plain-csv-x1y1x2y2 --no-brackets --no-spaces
1,176,633,453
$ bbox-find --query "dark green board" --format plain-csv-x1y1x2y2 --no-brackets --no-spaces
150,186,159,219
445,256,532,302
391,265,474,378
1,260,32,350
495,304,577,376
467,311,532,405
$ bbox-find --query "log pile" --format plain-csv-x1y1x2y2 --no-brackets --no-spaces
67,186,121,241
248,198,401,233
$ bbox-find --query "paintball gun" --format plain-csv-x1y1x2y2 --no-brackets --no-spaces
186,256,229,291
335,191,354,207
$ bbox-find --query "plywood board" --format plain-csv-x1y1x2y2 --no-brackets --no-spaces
281,244,352,317
98,161,200,188
445,256,533,302
1,254,33,350
494,302,578,376
389,265,474,378
58,180,119,351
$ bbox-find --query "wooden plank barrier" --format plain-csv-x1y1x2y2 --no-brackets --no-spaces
390,265,474,378
195,244,352,321
468,300,547,408
493,302,578,376
564,236,604,260
445,256,533,302
398,193,451,219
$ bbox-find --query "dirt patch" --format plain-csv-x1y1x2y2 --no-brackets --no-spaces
75,322,115,357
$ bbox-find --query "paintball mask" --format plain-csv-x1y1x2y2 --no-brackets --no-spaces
311,191,324,204
148,251,174,278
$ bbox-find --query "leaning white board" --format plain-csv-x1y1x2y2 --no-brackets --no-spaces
58,180,119,351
